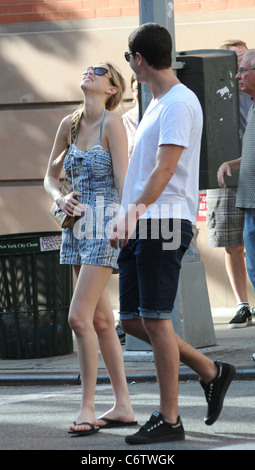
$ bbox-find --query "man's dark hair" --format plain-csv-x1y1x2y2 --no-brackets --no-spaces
128,23,172,70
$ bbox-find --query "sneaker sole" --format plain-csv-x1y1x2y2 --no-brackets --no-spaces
228,319,252,329
205,364,236,426
125,432,185,445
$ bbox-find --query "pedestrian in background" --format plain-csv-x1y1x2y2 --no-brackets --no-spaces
207,40,253,329
122,73,139,159
217,49,255,321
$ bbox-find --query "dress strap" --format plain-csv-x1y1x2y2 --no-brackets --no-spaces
98,108,106,145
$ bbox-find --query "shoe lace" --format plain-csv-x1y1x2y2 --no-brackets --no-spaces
204,382,214,402
141,418,163,433
235,307,250,318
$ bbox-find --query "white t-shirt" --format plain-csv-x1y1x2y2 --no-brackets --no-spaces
121,83,203,224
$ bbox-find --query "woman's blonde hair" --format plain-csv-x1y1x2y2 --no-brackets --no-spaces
70,105,83,142
105,63,126,111
71,63,125,128
52,106,83,165
72,63,125,126
54,64,125,164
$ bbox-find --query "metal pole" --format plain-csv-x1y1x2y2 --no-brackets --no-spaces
139,0,176,60
138,0,179,116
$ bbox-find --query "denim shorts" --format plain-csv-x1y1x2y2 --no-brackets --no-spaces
118,218,193,320
243,209,255,291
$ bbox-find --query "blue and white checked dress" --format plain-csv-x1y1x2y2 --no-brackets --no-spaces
60,109,120,270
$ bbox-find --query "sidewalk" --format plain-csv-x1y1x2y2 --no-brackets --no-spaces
0,309,255,385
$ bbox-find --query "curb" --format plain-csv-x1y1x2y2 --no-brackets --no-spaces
1,366,255,386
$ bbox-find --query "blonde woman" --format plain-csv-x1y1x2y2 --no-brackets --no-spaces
44,63,136,436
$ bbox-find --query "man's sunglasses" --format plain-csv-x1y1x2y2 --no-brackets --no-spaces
124,52,134,62
82,67,115,86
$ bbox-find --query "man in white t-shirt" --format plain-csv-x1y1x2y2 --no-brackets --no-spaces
110,23,235,445
121,81,202,222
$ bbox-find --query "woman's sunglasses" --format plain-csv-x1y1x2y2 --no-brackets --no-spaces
82,67,115,86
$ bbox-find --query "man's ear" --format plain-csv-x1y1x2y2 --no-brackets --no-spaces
135,52,143,66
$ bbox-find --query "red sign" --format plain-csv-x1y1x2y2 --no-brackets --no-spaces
196,190,207,222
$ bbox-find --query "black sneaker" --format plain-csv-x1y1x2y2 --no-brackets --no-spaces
125,411,185,445
116,323,125,344
200,361,236,426
228,306,252,329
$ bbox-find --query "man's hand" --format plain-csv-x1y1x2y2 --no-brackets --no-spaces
109,209,138,249
217,163,232,188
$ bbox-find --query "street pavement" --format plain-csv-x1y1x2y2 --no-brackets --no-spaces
0,309,255,456
1,308,255,385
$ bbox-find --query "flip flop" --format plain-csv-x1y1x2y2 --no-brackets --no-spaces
97,417,138,429
68,421,100,437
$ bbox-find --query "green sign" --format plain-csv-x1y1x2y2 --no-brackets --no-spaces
0,235,62,255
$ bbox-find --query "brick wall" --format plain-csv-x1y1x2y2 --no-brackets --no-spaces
0,0,139,24
1,0,254,24
174,0,255,13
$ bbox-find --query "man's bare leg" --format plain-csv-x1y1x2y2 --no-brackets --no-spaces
121,319,217,383
143,318,180,423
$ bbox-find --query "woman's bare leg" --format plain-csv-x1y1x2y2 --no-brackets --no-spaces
68,265,113,432
94,289,135,425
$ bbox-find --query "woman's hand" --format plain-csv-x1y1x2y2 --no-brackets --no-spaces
57,192,84,217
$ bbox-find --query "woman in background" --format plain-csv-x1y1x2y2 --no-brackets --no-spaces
122,73,139,160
